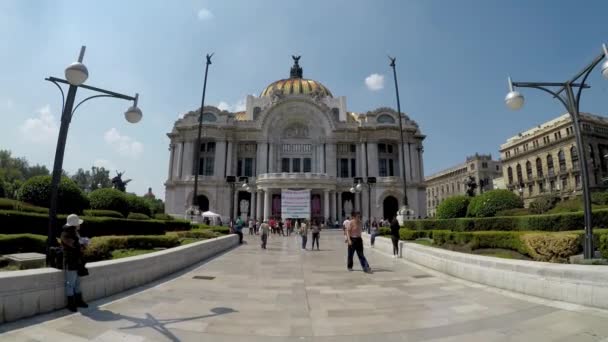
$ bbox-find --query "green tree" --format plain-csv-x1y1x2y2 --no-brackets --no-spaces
0,150,50,198
71,166,111,192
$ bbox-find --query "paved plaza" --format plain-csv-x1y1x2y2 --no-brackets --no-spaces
2,231,608,341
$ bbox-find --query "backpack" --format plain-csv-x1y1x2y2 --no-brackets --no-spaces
48,246,64,269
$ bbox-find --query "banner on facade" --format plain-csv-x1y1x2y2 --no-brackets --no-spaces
281,189,311,219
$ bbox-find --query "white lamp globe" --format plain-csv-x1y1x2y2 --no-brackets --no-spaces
505,91,524,110
349,187,355,193
601,60,608,80
65,62,88,86
356,183,363,192
124,106,143,124
241,183,248,188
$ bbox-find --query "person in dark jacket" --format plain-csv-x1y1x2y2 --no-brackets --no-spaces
390,217,400,258
60,214,89,312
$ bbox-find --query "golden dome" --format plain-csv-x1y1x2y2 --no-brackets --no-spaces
260,56,333,98
260,78,333,98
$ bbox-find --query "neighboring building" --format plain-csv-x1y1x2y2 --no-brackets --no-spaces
165,57,426,222
492,176,506,190
425,154,502,217
500,113,608,206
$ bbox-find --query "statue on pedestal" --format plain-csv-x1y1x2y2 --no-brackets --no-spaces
239,199,249,220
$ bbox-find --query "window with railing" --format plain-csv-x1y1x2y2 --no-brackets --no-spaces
526,161,533,180
197,142,215,176
507,166,513,185
558,150,566,172
536,158,543,178
547,154,554,177
516,164,523,184
570,146,579,170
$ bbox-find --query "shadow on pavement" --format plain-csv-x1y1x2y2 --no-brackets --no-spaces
81,306,237,342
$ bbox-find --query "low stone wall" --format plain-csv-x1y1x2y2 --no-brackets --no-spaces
364,233,608,310
0,235,238,323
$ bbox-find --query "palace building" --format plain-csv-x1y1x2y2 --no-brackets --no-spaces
165,57,426,222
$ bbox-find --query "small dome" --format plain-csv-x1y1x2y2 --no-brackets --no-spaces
260,56,333,98
261,78,333,98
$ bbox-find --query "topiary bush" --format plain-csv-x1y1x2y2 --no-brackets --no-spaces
436,195,470,219
495,208,530,216
0,198,48,214
549,198,582,214
529,194,559,214
89,188,129,216
127,212,151,220
399,229,431,241
520,232,582,263
466,190,523,218
0,179,5,198
84,235,180,262
377,227,391,236
591,192,608,205
17,175,88,214
126,194,152,217
600,234,608,259
154,213,174,221
0,233,47,254
83,209,124,218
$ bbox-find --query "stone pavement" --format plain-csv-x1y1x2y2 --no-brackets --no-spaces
2,230,608,341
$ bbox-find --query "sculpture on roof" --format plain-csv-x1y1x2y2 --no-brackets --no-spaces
290,55,303,78
111,171,132,192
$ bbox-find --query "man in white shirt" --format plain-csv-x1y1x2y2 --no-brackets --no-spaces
342,216,351,242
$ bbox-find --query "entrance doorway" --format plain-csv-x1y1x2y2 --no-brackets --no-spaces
237,191,251,220
383,196,398,220
341,192,355,218
196,195,209,212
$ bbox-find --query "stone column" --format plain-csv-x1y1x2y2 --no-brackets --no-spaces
178,141,184,179
214,141,227,179
330,191,336,221
257,190,263,221
361,143,368,178
226,141,233,176
324,190,330,222
182,141,194,178
263,190,271,221
251,190,257,220
322,144,327,173
417,145,424,183
326,143,337,177
354,192,360,212
367,142,378,177
337,192,342,220
268,143,276,173
168,144,176,180
233,189,239,220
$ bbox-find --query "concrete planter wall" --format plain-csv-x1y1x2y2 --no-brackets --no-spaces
0,234,238,323
364,234,608,310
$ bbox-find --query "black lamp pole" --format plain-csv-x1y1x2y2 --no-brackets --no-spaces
192,53,213,218
45,46,140,264
389,57,409,209
508,45,608,259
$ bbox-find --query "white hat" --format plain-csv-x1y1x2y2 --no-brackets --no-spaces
66,214,83,227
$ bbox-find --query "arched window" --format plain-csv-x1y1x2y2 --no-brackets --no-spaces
536,158,543,177
558,150,566,172
507,166,513,185
202,112,217,122
589,144,596,168
547,154,554,176
526,161,533,180
377,114,395,124
570,146,579,169
516,164,523,184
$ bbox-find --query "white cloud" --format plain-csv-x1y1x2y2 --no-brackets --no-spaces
365,73,385,91
197,8,214,21
217,98,246,112
93,159,116,171
103,128,143,158
19,105,58,143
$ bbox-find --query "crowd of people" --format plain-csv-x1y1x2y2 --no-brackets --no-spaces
227,217,327,251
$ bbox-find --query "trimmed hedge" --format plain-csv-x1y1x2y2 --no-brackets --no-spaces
154,213,174,221
83,209,124,218
17,175,88,214
0,210,166,236
495,208,530,217
89,188,129,216
377,227,391,236
0,180,5,198
520,232,582,262
195,224,231,235
84,235,180,262
600,234,608,259
126,194,152,217
127,212,151,220
592,192,608,205
467,190,523,217
436,195,469,219
170,230,219,240
0,198,49,214
403,209,608,232
529,194,559,214
0,233,47,254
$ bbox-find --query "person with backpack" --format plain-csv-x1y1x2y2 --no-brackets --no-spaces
390,217,401,258
60,214,89,312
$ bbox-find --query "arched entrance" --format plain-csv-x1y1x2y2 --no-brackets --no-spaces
197,195,209,212
383,196,398,220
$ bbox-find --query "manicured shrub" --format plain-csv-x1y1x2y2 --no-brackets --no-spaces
127,212,151,220
171,230,219,240
0,234,47,254
89,188,129,216
520,232,582,263
84,235,180,262
0,179,5,198
591,192,608,205
83,209,124,218
377,227,391,236
0,198,48,214
399,229,431,241
436,195,470,219
17,175,88,214
600,234,608,259
467,190,523,218
549,198,582,214
126,194,152,217
154,213,174,221
163,219,192,232
495,208,530,217
529,194,559,214
196,225,230,235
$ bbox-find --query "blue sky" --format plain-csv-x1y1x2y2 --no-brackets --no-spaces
1,0,608,199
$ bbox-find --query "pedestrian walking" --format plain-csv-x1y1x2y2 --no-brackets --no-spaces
390,217,400,258
249,218,255,235
311,220,321,250
235,217,244,244
60,214,89,312
260,220,270,249
279,219,285,236
346,212,371,273
342,216,351,243
286,219,292,236
370,218,379,247
300,220,309,250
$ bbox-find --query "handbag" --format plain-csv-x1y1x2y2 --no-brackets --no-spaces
77,265,89,277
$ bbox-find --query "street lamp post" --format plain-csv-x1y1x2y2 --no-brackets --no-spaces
191,53,214,221
45,46,142,264
350,177,376,223
505,43,608,259
388,57,409,216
